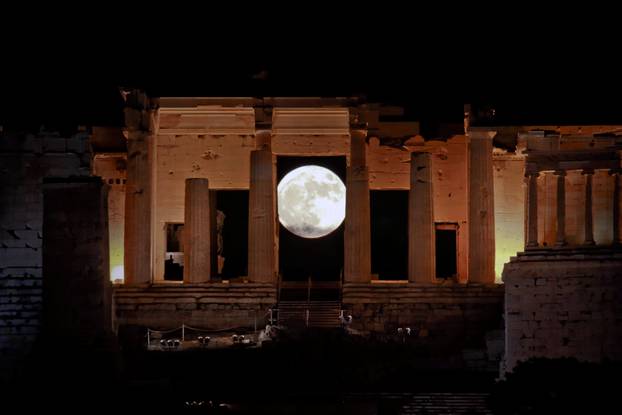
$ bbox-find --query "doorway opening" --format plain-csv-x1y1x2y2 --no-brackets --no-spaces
370,190,408,280
277,156,346,301
216,190,249,280
435,223,458,279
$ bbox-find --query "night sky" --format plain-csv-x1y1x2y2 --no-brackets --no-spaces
2,13,621,132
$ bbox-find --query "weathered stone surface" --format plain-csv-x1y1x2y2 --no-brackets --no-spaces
344,128,371,283
114,284,277,330
468,130,496,283
42,178,112,343
183,178,214,283
503,248,622,372
409,152,435,282
248,145,276,283
0,131,91,380
342,283,504,363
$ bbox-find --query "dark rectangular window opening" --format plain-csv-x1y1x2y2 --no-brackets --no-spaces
164,223,184,281
435,223,458,279
370,190,408,280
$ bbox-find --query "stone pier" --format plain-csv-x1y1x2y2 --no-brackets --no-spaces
468,130,496,283
42,177,112,342
124,91,157,285
408,152,435,282
248,129,276,283
183,178,215,283
344,127,371,283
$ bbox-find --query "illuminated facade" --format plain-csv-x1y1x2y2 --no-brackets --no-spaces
89,92,622,370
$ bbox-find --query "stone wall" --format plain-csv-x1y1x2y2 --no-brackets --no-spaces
114,283,277,336
0,130,91,379
342,283,504,368
503,248,622,372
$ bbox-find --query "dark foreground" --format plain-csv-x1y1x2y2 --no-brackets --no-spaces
4,330,620,414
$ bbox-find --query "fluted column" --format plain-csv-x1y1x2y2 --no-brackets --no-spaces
408,152,435,283
554,170,567,247
467,130,496,283
525,172,540,248
583,169,595,245
610,169,621,245
124,90,157,285
183,178,213,283
248,129,276,283
344,128,371,283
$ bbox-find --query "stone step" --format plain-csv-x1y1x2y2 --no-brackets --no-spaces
348,392,492,415
276,300,342,328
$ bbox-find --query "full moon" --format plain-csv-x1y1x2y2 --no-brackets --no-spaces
277,165,346,238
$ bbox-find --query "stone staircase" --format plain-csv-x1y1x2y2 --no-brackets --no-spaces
276,300,342,328
348,392,492,414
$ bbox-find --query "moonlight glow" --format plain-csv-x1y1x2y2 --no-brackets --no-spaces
277,165,346,238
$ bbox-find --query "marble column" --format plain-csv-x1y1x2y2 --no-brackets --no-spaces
248,129,276,283
408,152,435,283
554,170,567,247
525,172,540,248
583,169,596,245
183,178,213,283
344,128,371,283
123,90,157,285
610,169,621,245
467,130,496,283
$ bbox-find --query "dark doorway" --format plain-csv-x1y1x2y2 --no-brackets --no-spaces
370,190,408,280
435,223,458,279
217,190,249,280
277,156,346,282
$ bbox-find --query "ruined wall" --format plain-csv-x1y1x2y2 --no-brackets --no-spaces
493,151,525,280
0,131,91,378
93,154,126,282
503,249,622,372
342,283,504,369
114,284,276,331
151,105,470,282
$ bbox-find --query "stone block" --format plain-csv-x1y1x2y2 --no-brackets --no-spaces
43,137,66,153
66,136,87,153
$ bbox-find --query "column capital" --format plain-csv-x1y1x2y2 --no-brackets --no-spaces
608,168,622,176
553,169,567,177
254,125,272,150
349,126,368,139
123,89,159,134
467,129,497,140
582,168,595,175
525,171,540,178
